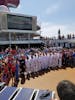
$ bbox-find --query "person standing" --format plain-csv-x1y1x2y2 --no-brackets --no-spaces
15,59,19,86
19,55,26,84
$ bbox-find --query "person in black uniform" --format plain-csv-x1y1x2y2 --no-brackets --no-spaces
19,56,26,84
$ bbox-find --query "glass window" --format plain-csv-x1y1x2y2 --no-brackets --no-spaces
7,14,32,30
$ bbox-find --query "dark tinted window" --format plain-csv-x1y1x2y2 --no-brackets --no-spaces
7,14,32,30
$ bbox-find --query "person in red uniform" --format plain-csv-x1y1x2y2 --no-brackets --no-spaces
2,62,9,85
11,62,16,86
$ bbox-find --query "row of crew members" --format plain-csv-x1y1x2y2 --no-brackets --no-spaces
25,52,62,74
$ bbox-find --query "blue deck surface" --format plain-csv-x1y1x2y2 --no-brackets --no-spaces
15,88,34,100
0,87,17,100
0,83,54,100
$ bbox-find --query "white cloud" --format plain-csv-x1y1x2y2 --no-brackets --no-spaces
45,3,59,15
41,22,75,38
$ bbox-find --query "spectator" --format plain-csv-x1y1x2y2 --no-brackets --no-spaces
57,80,75,100
15,59,19,83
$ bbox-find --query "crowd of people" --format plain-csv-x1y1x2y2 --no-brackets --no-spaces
0,47,75,86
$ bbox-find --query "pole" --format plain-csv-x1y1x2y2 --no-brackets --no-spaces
28,33,30,48
9,32,11,48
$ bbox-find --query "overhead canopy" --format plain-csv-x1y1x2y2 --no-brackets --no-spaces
0,0,20,8
0,29,40,37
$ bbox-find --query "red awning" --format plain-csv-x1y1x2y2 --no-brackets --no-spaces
0,0,20,8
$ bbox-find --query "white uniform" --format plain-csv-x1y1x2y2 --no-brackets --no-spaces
54,53,59,67
29,58,35,73
25,59,31,73
58,53,62,68
48,54,52,68
38,56,42,71
45,55,49,69
50,53,54,68
52,53,56,68
33,57,38,72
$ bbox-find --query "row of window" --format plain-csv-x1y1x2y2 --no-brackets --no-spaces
7,14,33,30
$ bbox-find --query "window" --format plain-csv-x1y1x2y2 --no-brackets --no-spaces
7,14,32,30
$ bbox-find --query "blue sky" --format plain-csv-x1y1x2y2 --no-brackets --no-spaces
11,0,75,38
